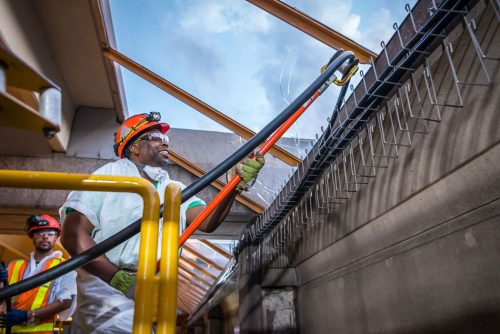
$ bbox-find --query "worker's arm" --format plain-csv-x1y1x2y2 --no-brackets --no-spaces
0,298,72,327
28,299,72,321
60,211,119,282
186,190,238,233
186,151,265,233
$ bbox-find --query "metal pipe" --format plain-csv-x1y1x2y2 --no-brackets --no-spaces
39,88,62,129
156,184,181,334
133,186,161,334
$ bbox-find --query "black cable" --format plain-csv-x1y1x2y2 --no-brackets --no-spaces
0,51,355,300
0,262,11,334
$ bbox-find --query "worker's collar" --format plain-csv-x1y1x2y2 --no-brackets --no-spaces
130,159,169,183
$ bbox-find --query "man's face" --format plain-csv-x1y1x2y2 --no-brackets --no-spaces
31,229,58,252
132,129,170,168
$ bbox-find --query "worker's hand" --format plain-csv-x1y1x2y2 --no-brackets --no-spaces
0,267,7,282
0,309,28,327
109,269,136,297
226,151,265,193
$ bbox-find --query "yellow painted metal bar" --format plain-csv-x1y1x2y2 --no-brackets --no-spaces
133,200,161,331
156,184,181,334
0,170,160,334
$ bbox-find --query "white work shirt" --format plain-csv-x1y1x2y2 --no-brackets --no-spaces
59,158,205,270
12,250,77,320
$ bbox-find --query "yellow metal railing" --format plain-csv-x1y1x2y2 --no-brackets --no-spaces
133,183,181,334
157,184,181,334
0,170,183,333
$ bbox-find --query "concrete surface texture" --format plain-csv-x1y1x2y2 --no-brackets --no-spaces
238,2,500,333
296,7,500,334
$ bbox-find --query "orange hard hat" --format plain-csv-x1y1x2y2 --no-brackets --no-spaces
113,112,170,158
26,215,62,237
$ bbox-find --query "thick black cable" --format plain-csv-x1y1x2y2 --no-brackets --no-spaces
0,262,11,333
0,51,355,300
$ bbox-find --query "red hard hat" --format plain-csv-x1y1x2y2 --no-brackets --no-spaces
26,215,62,237
114,112,170,158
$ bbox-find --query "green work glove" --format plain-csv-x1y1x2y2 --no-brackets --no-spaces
110,269,136,296
226,151,265,193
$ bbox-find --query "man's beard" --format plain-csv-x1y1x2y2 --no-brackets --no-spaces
36,244,52,252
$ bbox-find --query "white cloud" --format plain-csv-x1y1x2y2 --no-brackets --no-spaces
360,8,394,52
118,0,409,139
285,0,402,53
315,0,362,41
180,1,272,34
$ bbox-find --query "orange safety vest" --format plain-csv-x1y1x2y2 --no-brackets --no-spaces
6,257,63,334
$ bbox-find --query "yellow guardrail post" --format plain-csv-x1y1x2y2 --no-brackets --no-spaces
156,183,181,334
133,193,161,333
0,170,160,334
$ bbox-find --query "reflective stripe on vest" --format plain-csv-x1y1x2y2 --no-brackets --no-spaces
8,260,27,285
10,322,54,333
31,258,61,310
7,257,63,334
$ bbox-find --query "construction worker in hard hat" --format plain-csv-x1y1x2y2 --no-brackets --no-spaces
0,215,77,334
59,112,264,333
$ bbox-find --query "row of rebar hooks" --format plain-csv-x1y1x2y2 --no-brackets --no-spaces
240,0,499,272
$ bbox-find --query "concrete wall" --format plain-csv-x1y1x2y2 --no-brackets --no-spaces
293,6,500,334
238,2,500,333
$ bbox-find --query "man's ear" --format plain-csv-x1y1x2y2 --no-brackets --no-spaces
129,143,139,156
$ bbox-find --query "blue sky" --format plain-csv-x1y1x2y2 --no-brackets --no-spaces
109,0,417,145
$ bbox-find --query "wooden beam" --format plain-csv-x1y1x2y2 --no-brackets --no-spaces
176,298,192,314
178,280,205,299
178,264,213,287
178,284,203,301
199,240,231,259
0,207,59,235
178,276,208,296
179,257,218,281
0,241,28,260
177,291,196,310
183,245,223,271
178,271,210,291
103,48,302,167
247,0,376,64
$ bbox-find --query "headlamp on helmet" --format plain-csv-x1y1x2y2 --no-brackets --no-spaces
146,112,161,122
26,215,62,237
